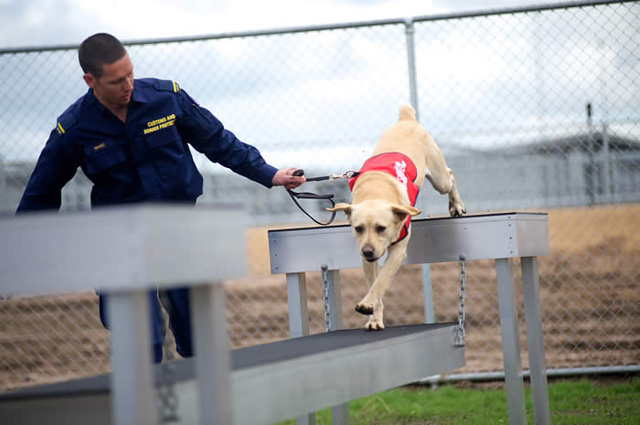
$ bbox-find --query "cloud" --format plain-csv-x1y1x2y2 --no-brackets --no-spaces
0,0,102,48
2,0,636,168
1,0,570,49
1,0,435,49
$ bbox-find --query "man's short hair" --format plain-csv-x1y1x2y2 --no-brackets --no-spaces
78,33,127,78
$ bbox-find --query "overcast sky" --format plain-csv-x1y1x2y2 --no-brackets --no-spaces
3,0,636,172
1,0,563,49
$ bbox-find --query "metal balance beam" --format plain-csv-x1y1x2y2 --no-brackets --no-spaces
1,210,551,425
0,205,246,425
0,206,461,425
0,323,460,425
268,212,551,425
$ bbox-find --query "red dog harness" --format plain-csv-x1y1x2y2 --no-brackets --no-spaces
348,152,419,244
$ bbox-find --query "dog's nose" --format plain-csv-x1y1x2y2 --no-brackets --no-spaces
362,245,375,259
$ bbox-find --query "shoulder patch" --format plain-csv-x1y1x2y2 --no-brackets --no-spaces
56,113,77,135
155,79,180,93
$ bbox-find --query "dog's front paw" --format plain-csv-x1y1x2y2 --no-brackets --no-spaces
355,302,374,315
365,318,385,331
449,199,466,217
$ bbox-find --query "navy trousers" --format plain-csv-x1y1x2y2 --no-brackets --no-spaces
98,287,194,363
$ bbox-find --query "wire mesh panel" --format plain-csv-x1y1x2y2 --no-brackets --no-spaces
1,1,639,392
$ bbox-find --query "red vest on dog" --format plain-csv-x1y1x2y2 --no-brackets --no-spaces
348,152,420,244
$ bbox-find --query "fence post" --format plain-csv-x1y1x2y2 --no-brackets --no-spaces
405,18,435,324
404,18,419,120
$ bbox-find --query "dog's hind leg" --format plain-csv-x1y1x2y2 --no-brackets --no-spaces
423,137,466,217
426,167,465,217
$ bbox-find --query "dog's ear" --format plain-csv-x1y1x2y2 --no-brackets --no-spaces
391,205,422,222
326,203,353,218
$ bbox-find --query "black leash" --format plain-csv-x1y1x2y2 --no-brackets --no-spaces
287,189,336,226
287,169,358,226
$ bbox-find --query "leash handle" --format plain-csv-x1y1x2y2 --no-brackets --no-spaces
287,189,337,226
286,169,357,226
305,175,331,182
289,191,334,200
293,169,329,182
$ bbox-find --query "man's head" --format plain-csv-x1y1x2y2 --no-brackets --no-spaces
79,33,134,110
79,33,126,77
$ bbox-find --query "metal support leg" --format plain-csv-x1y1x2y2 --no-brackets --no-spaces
325,269,344,332
521,257,551,425
107,290,157,425
287,272,311,338
191,284,233,425
422,265,435,324
331,405,350,425
286,272,316,425
325,269,349,425
495,259,527,425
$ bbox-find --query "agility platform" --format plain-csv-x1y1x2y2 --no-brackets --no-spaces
0,208,550,425
0,322,461,425
268,212,551,425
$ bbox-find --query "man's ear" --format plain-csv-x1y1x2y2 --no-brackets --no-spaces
83,73,96,89
391,204,421,222
326,203,352,218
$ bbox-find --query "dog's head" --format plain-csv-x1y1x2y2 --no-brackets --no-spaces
327,200,421,262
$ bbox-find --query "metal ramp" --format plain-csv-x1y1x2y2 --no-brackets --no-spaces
0,323,462,425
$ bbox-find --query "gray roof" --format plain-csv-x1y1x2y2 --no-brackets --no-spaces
489,131,640,156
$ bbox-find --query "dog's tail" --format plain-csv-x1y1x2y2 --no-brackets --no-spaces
398,103,416,121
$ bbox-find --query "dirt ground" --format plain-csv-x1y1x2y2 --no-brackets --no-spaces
1,204,639,392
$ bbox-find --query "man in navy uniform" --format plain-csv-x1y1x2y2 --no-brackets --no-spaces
17,33,306,363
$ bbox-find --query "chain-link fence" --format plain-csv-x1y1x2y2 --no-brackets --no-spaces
1,0,639,392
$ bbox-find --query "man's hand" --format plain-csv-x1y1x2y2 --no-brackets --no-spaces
272,167,306,190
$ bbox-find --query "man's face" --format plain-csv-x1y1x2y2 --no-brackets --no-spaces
84,54,134,109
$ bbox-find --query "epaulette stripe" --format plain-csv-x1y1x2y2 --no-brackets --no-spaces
56,113,76,134
172,81,179,93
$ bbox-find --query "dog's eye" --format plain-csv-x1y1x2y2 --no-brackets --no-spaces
354,226,364,234
376,225,386,234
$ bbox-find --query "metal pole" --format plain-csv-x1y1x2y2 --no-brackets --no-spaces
0,159,5,212
191,283,234,425
106,290,157,425
495,259,527,425
405,18,436,325
602,123,612,201
286,272,311,338
405,18,420,120
586,103,597,205
521,257,551,425
286,272,316,425
324,269,349,424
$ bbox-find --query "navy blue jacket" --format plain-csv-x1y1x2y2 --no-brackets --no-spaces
17,78,278,211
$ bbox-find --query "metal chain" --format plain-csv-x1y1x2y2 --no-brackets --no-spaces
454,255,467,348
321,264,331,332
157,290,180,423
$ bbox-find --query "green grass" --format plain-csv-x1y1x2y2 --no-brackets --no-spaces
277,376,640,424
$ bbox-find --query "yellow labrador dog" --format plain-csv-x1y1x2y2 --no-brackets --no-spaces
327,104,466,330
